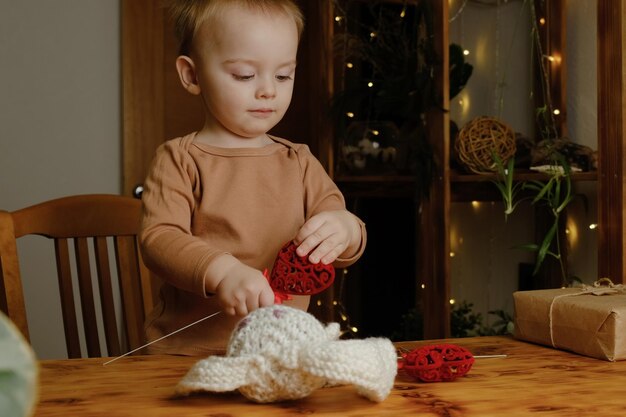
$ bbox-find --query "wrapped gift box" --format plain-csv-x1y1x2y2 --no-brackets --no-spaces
513,287,626,361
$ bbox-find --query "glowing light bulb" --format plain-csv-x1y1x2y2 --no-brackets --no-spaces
449,299,456,305
335,16,343,22
346,62,353,68
463,49,470,56
346,112,354,118
553,109,561,115
450,251,455,257
370,32,377,38
367,81,374,88
371,130,380,136
421,284,426,289
589,223,598,230
351,327,358,333
539,17,546,25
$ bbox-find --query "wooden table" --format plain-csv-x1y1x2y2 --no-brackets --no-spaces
34,336,626,416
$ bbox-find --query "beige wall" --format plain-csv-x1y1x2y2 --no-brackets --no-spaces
0,1,121,358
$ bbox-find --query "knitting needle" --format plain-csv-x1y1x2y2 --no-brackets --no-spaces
104,269,281,366
397,354,507,360
397,346,508,360
474,354,508,359
102,311,222,366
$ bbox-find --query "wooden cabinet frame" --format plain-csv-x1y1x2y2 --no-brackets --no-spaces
597,0,625,284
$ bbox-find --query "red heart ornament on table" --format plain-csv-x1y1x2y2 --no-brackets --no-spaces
399,344,475,382
269,241,335,296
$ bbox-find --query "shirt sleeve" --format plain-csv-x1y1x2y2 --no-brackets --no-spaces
139,141,224,297
297,145,367,267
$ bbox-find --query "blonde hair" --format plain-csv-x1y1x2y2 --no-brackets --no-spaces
164,0,304,55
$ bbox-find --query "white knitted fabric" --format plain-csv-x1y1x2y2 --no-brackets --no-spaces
176,305,397,403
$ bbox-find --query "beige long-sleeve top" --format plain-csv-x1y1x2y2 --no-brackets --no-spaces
140,132,366,355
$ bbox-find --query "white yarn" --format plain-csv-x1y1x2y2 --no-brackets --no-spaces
176,305,397,403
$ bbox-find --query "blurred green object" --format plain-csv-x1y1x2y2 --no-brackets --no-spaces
0,311,38,417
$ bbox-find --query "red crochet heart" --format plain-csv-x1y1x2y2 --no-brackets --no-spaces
399,344,475,382
269,241,335,295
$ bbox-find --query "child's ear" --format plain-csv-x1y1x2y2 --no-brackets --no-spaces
175,55,201,95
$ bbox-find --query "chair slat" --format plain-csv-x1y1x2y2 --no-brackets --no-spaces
94,237,121,357
54,238,81,358
115,236,145,351
1,194,156,359
74,237,101,357
0,211,30,340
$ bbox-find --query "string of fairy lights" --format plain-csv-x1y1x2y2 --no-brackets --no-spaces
451,0,564,128
313,268,358,337
331,0,416,157
448,0,598,314
329,1,597,335
329,1,417,336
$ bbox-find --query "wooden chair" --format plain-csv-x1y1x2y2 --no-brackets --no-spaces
0,194,158,358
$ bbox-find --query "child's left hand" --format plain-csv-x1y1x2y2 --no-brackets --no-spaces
293,210,361,265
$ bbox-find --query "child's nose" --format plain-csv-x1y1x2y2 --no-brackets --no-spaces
256,77,277,99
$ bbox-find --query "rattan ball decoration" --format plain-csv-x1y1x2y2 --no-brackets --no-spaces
455,116,516,174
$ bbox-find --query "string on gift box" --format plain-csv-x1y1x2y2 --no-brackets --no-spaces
548,278,625,348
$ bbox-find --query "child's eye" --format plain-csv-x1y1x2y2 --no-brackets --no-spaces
232,74,254,81
276,74,293,81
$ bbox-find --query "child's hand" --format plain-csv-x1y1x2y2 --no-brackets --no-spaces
215,263,275,316
294,210,361,265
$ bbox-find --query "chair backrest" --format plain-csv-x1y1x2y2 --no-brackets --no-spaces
0,194,158,358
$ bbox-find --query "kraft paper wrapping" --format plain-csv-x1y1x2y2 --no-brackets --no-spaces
513,288,626,361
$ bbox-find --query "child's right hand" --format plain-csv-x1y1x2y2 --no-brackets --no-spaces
215,262,275,316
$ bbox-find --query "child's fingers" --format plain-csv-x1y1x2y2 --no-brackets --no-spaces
234,302,249,316
319,244,345,265
223,306,237,316
294,215,326,245
259,288,275,307
299,231,345,264
296,224,334,259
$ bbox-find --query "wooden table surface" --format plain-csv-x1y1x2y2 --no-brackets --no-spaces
33,336,626,417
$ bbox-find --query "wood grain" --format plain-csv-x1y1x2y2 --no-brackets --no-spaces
33,336,626,416
597,0,625,285
121,0,165,197
420,0,451,340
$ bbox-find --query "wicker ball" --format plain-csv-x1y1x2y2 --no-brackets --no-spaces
455,116,516,174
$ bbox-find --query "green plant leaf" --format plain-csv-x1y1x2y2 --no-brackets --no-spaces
532,177,555,204
552,176,562,208
533,221,558,275
515,243,539,252
523,181,544,193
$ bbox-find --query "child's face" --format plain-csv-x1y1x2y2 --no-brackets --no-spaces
191,6,299,142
